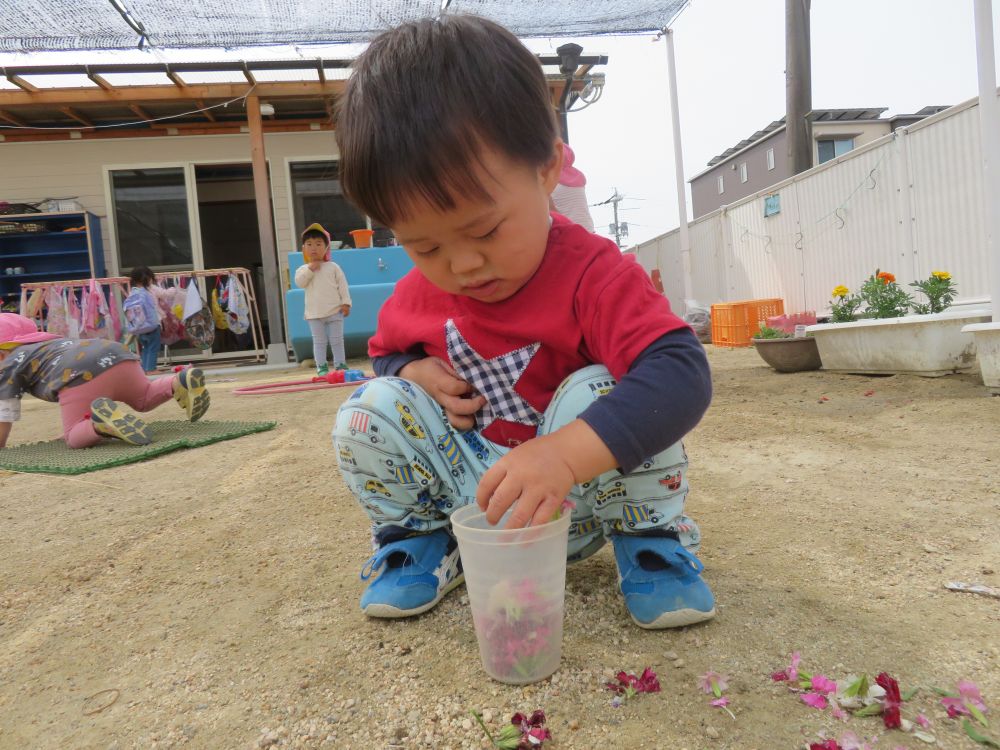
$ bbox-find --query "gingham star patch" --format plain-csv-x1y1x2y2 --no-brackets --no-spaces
444,319,541,431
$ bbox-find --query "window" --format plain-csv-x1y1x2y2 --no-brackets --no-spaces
817,137,855,164
110,167,193,271
766,147,775,171
739,162,748,183
717,175,725,194
289,161,368,248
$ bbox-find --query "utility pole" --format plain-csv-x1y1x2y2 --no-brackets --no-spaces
786,0,812,175
606,189,629,247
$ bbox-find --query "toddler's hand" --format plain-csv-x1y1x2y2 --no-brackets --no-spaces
340,304,351,317
476,434,576,529
307,261,322,271
399,357,485,431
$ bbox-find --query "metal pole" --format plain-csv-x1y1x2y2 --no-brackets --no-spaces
664,28,694,304
785,0,812,175
974,0,1000,322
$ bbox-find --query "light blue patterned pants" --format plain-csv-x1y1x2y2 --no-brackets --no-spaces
332,365,700,561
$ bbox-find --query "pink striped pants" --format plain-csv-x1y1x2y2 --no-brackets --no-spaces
57,361,177,448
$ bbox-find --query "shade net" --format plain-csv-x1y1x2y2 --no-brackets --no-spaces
1,0,688,52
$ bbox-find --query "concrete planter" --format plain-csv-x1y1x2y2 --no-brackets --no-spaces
962,321,1000,392
752,336,822,373
805,309,992,376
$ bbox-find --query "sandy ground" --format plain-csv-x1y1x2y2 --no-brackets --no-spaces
0,348,998,750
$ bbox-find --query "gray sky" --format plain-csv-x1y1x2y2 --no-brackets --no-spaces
1,0,997,249
529,0,1000,246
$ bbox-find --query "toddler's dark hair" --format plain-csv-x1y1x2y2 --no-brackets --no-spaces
336,14,558,226
129,266,155,287
301,228,330,246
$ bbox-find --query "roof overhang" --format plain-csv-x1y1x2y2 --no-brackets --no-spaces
0,56,607,142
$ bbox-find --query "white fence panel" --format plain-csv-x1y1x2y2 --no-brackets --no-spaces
637,96,993,315
795,137,903,310
724,182,805,309
906,104,990,301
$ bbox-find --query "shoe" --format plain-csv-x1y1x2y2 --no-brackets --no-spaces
359,528,464,618
90,397,152,445
611,534,715,629
316,363,330,377
334,362,348,371
173,367,210,422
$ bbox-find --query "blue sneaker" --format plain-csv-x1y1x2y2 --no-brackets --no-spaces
611,534,716,629
359,529,464,618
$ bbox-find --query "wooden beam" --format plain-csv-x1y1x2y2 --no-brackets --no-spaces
128,104,152,121
0,121,333,143
246,94,285,353
0,80,345,106
195,100,216,122
0,109,29,128
7,75,37,93
88,72,113,90
59,107,93,127
165,68,186,88
243,64,257,86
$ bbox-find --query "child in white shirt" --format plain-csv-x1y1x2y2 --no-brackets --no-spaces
293,223,352,375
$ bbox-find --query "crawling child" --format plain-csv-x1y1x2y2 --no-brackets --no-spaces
0,313,209,449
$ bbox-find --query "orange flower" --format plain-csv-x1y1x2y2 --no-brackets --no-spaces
877,271,896,285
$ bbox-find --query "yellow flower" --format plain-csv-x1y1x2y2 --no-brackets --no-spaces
832,285,850,298
931,270,951,280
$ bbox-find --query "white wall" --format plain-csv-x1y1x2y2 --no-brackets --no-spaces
633,96,993,315
0,130,338,283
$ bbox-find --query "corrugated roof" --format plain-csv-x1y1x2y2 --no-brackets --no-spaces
706,107,912,166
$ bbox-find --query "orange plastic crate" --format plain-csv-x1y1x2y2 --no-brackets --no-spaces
710,298,785,347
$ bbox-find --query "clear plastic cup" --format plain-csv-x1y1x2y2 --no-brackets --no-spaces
451,504,571,685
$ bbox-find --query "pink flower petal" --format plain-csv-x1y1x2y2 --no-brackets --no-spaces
831,706,849,722
957,681,982,702
812,675,838,695
915,713,931,729
941,697,969,716
801,692,828,710
710,697,730,708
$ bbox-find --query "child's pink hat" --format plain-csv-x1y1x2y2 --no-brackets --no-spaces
302,222,332,261
559,144,587,188
0,313,59,346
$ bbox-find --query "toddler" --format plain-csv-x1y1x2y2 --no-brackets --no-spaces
332,16,714,629
0,313,209,449
294,223,352,376
123,265,162,373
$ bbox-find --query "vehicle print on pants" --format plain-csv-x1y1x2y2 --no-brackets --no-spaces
595,481,627,506
394,400,426,440
459,430,490,461
658,470,683,492
621,502,664,528
349,411,387,444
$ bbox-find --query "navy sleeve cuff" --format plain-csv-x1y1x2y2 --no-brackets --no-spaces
372,352,424,378
578,328,712,474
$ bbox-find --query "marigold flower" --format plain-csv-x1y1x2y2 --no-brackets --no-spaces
931,270,951,280
832,285,850,298
876,271,896,285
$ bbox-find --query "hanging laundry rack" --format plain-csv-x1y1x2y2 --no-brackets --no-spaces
20,267,267,363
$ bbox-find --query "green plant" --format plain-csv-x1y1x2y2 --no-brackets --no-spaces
754,326,792,340
858,269,912,319
910,270,957,314
830,285,864,323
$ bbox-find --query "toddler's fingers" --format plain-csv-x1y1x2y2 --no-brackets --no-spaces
440,393,484,416
503,488,541,529
528,494,564,528
445,409,475,431
476,464,506,515
438,377,473,397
